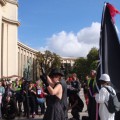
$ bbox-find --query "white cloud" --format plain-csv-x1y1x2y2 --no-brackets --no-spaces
39,22,101,57
38,46,48,53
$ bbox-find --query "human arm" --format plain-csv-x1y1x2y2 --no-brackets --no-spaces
40,75,62,96
30,87,37,95
47,81,62,96
47,76,54,87
71,81,80,92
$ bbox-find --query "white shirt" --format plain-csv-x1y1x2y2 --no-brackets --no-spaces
95,85,116,120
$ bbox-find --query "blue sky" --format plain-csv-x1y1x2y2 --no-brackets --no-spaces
18,0,120,57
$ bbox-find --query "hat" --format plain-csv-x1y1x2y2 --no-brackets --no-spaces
7,81,12,84
99,74,110,82
49,68,64,77
91,70,96,74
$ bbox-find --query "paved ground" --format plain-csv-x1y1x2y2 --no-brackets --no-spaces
15,88,88,120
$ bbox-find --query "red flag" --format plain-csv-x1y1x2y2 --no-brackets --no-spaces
107,3,120,23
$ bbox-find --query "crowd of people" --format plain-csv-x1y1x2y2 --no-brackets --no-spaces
0,68,83,120
0,78,47,119
0,68,119,120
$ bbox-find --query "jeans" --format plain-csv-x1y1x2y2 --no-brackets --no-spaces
37,98,45,114
37,98,45,104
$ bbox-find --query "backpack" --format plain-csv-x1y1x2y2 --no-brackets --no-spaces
104,87,120,113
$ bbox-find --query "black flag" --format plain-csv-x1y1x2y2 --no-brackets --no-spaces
99,3,120,92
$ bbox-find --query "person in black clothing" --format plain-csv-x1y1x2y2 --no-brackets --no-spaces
68,93,84,120
2,95,17,119
28,82,36,118
13,79,22,116
40,68,65,120
48,69,68,120
70,73,81,94
60,79,68,120
83,76,89,110
21,80,30,118
87,70,98,120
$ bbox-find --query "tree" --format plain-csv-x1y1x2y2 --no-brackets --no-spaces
72,47,99,81
87,47,99,64
87,47,99,72
73,57,88,80
90,60,98,71
50,53,61,69
36,50,61,77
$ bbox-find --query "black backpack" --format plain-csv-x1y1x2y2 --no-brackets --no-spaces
104,87,120,113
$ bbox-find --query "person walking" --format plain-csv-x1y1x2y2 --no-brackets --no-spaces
95,74,116,120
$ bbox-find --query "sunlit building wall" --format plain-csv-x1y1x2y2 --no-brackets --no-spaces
0,0,19,78
0,0,76,79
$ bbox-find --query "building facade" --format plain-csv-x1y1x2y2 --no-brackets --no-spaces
0,0,19,78
0,0,76,80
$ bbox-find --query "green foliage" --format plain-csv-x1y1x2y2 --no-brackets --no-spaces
87,47,99,64
87,47,99,73
50,53,61,69
63,63,73,78
36,50,61,75
73,57,88,80
90,60,98,71
73,47,99,81
34,47,98,81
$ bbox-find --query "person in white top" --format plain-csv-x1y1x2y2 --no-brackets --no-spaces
95,74,116,120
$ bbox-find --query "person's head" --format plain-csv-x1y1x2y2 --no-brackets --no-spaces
8,81,12,88
99,74,110,85
2,80,7,86
21,77,26,83
72,73,77,81
6,95,11,102
36,79,40,85
69,77,73,82
29,81,33,87
85,75,89,80
49,68,63,83
15,79,19,85
90,70,96,78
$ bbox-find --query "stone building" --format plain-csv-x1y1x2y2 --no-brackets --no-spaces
0,0,19,79
0,0,76,80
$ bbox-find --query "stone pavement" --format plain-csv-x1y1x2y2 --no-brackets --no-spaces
15,88,88,120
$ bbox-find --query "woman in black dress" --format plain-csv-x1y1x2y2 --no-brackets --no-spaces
40,68,65,120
